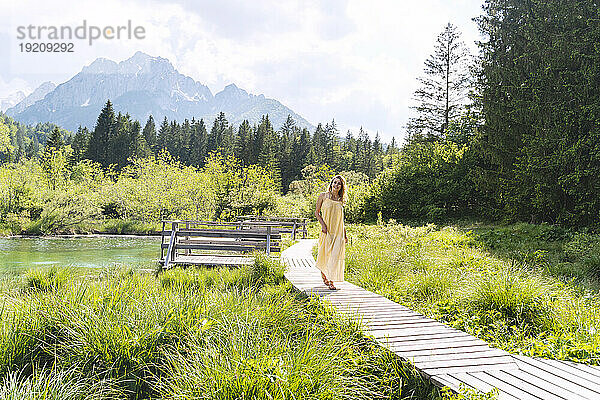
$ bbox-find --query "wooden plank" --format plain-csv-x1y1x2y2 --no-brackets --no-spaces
365,317,439,326
409,349,509,364
486,370,570,400
418,356,516,372
366,331,473,345
175,243,282,252
514,356,600,394
325,299,407,307
545,359,600,380
352,309,422,317
324,295,410,304
499,368,591,400
367,322,445,333
336,306,418,315
324,297,405,305
513,358,600,399
422,363,518,376
166,229,282,239
361,314,436,322
171,255,254,266
170,243,281,252
469,371,554,400
385,337,488,352
178,239,275,247
555,360,600,377
370,325,466,338
398,344,501,358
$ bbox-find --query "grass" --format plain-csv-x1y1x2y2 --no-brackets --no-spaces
0,254,478,400
343,222,600,365
467,222,600,287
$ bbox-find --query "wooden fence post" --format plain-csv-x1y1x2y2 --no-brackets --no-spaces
266,225,271,255
160,220,166,260
163,221,179,270
185,221,190,256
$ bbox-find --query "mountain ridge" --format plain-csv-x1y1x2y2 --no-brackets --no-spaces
7,52,314,132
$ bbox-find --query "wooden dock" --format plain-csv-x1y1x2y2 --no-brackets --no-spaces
282,239,600,400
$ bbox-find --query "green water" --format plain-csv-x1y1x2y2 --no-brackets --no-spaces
0,235,161,276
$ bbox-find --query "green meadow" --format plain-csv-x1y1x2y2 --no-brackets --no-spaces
1,254,486,400
343,222,600,365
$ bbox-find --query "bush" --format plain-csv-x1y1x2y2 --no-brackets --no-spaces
362,140,481,222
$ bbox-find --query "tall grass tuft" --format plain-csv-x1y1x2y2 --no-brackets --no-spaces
462,267,554,329
23,267,71,292
0,369,124,400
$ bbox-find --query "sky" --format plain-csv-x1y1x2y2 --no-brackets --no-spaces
0,0,484,142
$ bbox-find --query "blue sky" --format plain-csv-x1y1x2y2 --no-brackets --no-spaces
1,0,483,142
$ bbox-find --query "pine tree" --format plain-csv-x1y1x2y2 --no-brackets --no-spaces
71,126,89,163
179,119,192,162
234,120,253,164
131,120,152,160
372,132,384,176
407,23,471,140
208,112,229,152
256,115,281,188
45,127,64,154
142,115,157,152
189,118,208,166
157,117,170,152
279,115,297,192
87,100,115,167
110,112,132,168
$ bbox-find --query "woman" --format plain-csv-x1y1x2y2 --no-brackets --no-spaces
315,175,348,290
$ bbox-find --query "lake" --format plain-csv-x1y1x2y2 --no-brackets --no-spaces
0,235,161,276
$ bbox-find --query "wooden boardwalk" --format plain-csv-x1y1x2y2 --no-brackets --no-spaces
282,240,600,400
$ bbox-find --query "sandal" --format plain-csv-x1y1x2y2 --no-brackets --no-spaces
326,279,337,290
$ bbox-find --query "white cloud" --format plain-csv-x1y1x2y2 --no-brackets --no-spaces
0,76,32,98
1,0,483,142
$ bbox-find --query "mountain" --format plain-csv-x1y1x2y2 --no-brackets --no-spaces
7,51,314,132
1,91,26,112
7,81,56,115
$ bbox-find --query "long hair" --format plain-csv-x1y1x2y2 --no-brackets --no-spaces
328,175,348,204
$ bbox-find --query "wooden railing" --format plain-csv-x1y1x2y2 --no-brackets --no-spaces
159,220,287,270
235,215,307,239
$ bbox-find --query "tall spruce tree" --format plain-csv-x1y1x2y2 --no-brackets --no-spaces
476,0,600,225
157,117,170,152
189,118,208,166
208,112,229,152
256,115,281,187
407,23,471,140
87,100,115,166
142,115,157,152
45,127,64,154
71,126,89,163
234,120,253,164
279,115,298,192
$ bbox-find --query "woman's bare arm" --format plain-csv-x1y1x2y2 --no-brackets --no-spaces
315,193,327,233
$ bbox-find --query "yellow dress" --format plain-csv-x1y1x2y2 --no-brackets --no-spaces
316,197,345,282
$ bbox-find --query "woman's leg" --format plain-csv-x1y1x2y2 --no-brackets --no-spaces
321,272,336,290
